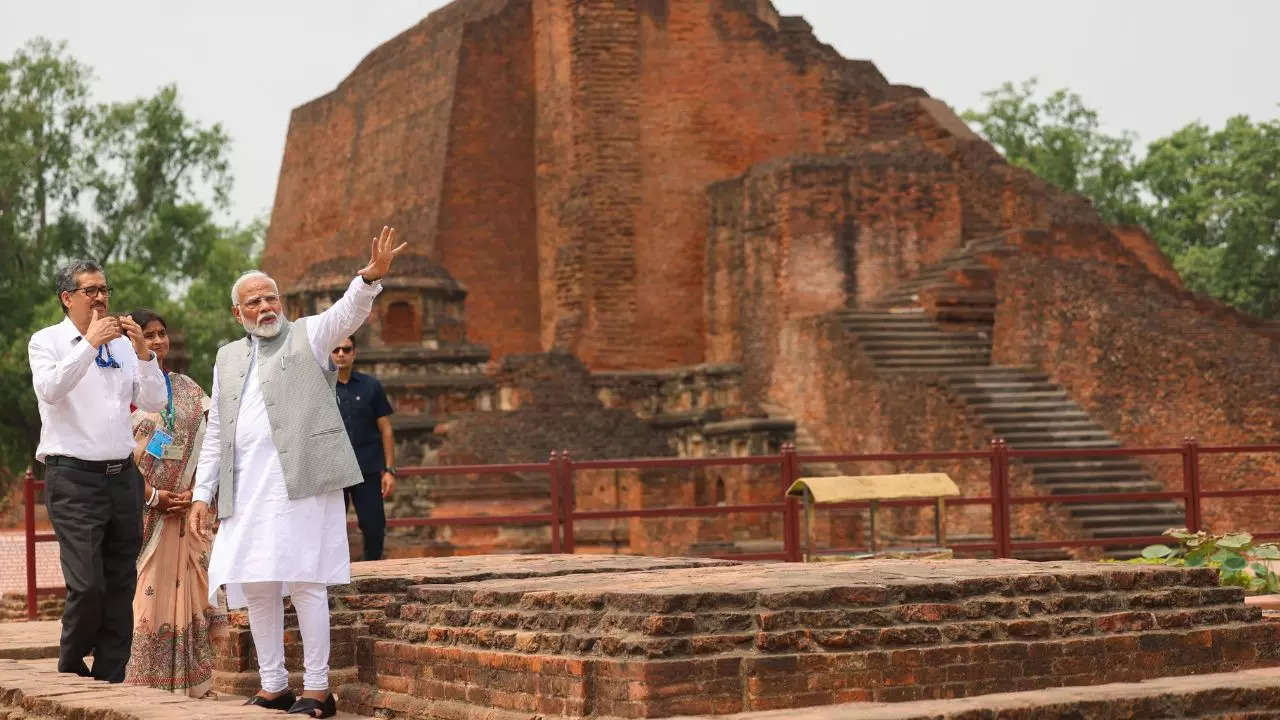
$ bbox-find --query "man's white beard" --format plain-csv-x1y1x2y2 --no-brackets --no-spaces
245,312,282,338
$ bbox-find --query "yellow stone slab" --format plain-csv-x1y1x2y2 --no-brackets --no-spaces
787,473,960,503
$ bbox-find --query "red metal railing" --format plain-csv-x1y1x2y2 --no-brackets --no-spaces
22,470,61,621
22,438,1280,620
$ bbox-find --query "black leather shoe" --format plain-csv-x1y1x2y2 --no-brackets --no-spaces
243,689,297,711
287,693,337,719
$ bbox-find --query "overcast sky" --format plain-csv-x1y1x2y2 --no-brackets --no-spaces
3,1,1277,227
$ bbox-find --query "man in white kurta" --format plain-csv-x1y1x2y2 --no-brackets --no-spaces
190,228,406,718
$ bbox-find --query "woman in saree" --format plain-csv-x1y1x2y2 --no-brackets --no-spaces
123,308,228,697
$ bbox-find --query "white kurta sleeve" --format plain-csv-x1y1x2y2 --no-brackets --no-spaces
192,370,222,506
305,275,383,366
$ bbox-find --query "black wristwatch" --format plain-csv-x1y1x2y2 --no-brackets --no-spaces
383,466,397,477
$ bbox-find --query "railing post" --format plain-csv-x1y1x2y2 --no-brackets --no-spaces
1182,436,1202,533
24,468,37,621
780,443,802,562
549,451,562,554
561,450,576,554
989,439,1013,559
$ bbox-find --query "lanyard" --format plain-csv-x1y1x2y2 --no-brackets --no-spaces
95,343,120,369
163,371,174,430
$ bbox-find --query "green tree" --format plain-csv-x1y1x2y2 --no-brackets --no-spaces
964,78,1280,320
961,78,1148,226
0,38,260,480
1137,116,1280,318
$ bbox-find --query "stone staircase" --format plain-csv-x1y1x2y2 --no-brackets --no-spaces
871,234,1012,330
836,307,1185,558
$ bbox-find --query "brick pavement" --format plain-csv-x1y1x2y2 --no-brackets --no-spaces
0,658,364,720
0,620,58,660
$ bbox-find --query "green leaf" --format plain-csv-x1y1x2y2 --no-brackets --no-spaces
1141,545,1175,559
1210,549,1237,565
1252,545,1280,560
1184,554,1207,568
1217,533,1253,549
1222,556,1248,571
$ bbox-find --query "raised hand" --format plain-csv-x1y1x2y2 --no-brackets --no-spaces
84,308,122,349
120,315,150,360
358,226,408,282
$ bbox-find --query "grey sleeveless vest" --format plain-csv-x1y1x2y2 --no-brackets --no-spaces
212,316,361,519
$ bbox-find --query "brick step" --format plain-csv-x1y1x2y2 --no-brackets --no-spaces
853,330,988,341
839,309,929,320
1039,468,1162,484
860,343,988,353
934,307,995,322
943,366,1047,380
980,412,1092,426
1029,459,1146,473
1091,524,1183,539
997,429,1116,442
1063,502,1184,516
1076,513,1186,529
947,378,1057,390
1010,439,1123,450
934,291,997,306
959,390,1070,404
948,380,1061,393
970,403,1082,416
857,341,994,354
988,417,1100,427
874,358,994,369
1046,481,1166,495
987,417,1101,430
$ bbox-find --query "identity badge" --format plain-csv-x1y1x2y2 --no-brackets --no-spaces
145,427,175,460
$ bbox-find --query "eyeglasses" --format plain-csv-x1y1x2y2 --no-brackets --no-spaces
332,347,354,355
240,294,280,310
73,286,112,298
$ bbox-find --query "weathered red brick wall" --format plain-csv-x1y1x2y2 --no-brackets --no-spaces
435,0,542,357
380,0,919,370
992,252,1280,531
264,0,542,360
707,150,963,397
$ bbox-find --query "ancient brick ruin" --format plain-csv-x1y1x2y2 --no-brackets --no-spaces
266,0,1280,556
200,556,1280,718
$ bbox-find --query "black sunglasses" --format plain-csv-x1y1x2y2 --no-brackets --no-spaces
332,346,354,355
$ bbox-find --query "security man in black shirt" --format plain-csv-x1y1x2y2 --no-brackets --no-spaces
330,335,395,561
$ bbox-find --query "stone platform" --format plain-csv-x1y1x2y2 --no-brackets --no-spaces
210,555,1280,718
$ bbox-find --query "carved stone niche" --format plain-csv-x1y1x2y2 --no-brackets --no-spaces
282,255,496,458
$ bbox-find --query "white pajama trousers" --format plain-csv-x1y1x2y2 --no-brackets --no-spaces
241,581,331,692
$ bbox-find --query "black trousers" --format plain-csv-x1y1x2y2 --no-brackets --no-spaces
44,458,143,682
343,472,386,562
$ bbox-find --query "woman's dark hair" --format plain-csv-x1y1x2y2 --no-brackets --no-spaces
129,308,167,331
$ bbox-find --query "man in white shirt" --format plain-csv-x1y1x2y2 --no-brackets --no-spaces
28,259,168,682
189,227,405,719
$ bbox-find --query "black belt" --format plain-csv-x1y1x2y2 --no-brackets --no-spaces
45,455,133,475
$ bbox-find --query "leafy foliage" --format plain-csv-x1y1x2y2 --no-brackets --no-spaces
964,78,1280,320
1128,529,1280,595
961,78,1148,227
